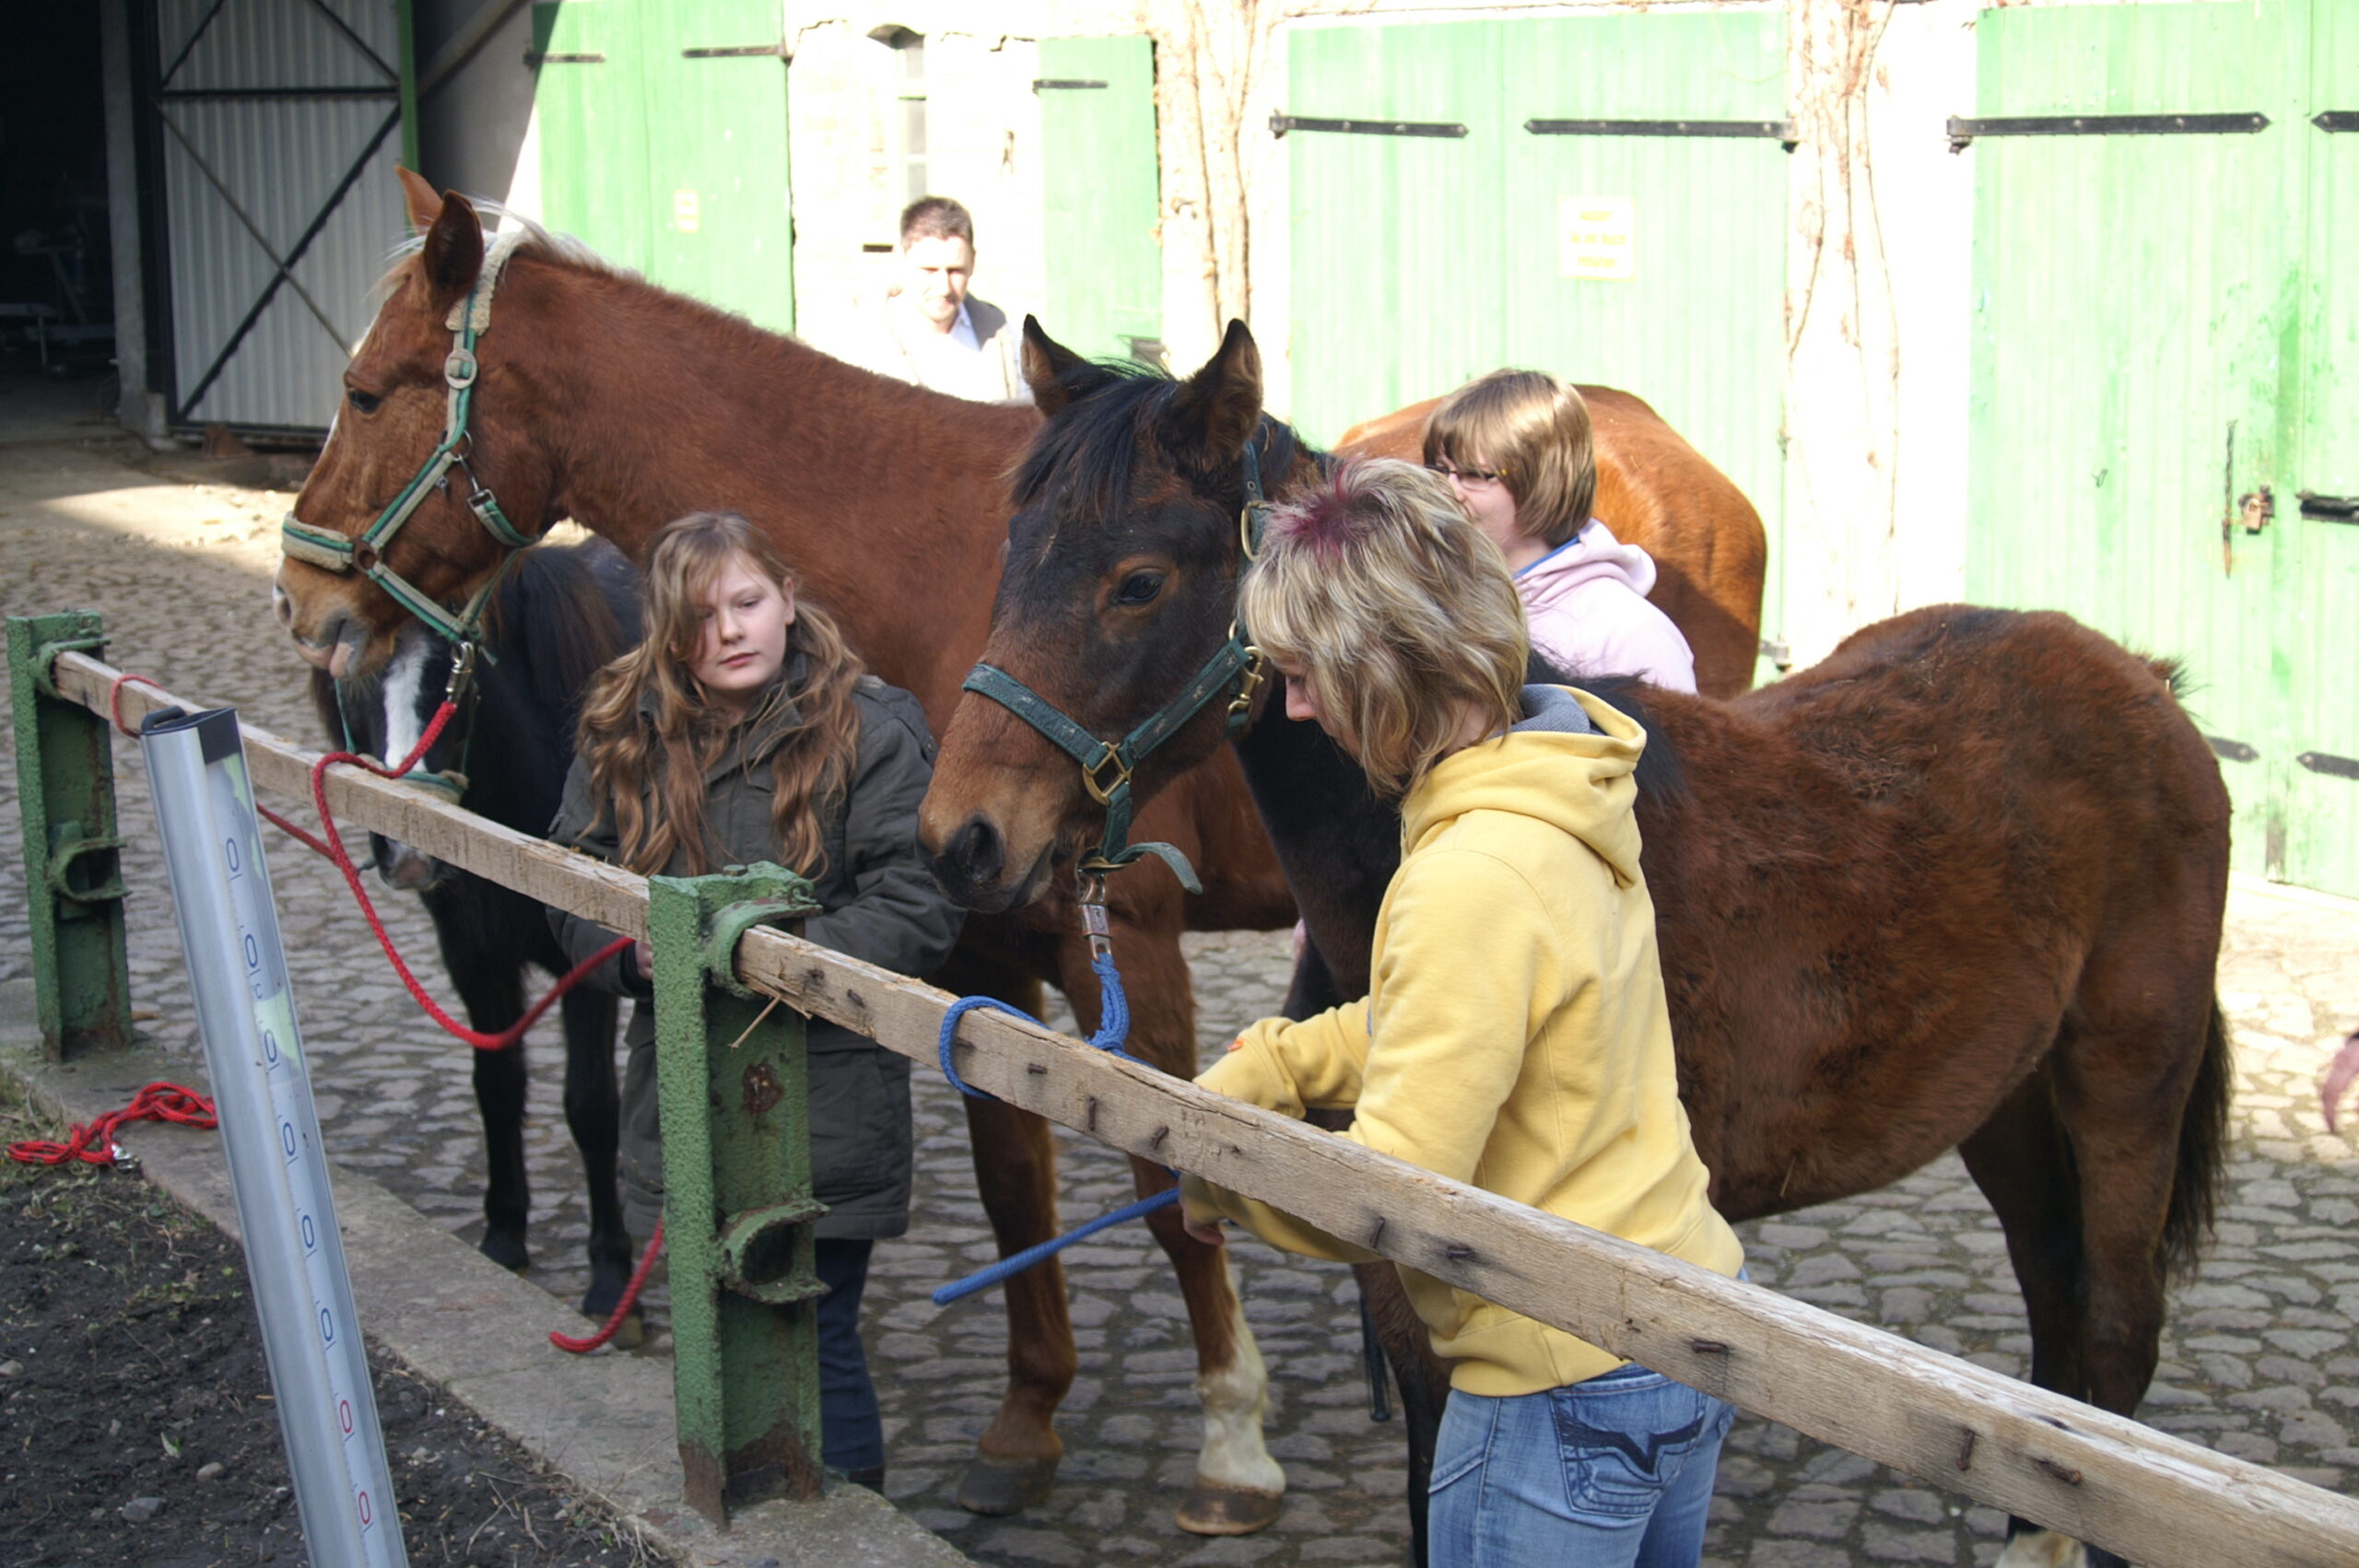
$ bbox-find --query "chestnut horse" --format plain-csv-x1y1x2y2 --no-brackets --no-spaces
918,321,2236,1568
1334,394,1766,697
264,170,1769,1533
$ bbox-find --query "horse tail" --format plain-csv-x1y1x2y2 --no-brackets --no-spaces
2162,997,2233,1282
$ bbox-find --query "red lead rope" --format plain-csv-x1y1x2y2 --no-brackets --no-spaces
99,667,658,1342
6,1082,218,1165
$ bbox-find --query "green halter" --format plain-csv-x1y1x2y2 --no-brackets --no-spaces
281,228,541,649
960,421,1295,894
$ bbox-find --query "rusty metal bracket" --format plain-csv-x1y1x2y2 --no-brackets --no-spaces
7,613,134,1060
649,863,827,1527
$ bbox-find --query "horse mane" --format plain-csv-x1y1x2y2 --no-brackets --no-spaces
378,199,631,297
1007,360,1175,522
493,539,642,716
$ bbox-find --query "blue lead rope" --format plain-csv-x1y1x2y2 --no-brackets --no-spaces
932,947,1182,1306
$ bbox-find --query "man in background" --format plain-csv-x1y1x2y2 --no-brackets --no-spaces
833,196,1028,404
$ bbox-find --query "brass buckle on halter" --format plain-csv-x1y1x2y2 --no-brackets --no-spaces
1239,501,1262,563
1227,644,1267,723
1080,743,1132,806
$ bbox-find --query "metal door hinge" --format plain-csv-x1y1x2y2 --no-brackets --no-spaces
2299,751,2359,780
1270,112,1468,139
1034,78,1109,91
2316,111,2359,133
684,43,790,59
1526,117,1796,145
2298,491,2359,522
2207,735,2259,764
1947,112,2267,151
524,52,604,65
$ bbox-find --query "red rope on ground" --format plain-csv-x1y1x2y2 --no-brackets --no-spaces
6,1082,217,1166
549,1220,664,1354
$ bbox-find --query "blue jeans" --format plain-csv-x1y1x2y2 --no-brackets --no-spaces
1428,1361,1735,1568
816,1237,882,1473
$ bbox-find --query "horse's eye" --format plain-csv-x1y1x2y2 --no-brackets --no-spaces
346,387,382,415
1112,570,1165,607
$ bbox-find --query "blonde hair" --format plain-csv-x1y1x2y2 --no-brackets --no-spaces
1423,369,1597,549
577,513,863,876
1240,459,1527,799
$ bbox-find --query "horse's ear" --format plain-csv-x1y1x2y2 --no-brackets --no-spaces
418,190,486,314
1022,316,1116,416
1168,319,1263,465
397,166,442,234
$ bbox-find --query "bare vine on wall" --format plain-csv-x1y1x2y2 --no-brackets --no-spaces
1162,0,1273,335
1789,0,1905,582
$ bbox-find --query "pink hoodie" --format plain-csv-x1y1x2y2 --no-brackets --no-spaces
1516,520,1697,694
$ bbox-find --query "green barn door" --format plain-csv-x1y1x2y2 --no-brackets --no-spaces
1038,37,1161,364
645,0,793,333
532,0,793,330
1285,14,1786,652
1964,1,2349,890
2286,8,2359,889
531,1,652,273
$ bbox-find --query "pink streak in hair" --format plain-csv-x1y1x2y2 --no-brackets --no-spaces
1265,459,1376,559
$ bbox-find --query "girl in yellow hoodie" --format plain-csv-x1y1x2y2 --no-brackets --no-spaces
1180,459,1743,1568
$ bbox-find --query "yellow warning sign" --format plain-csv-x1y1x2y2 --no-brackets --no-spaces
1558,196,1634,281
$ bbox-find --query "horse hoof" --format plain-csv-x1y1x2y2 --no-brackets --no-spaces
955,1453,1058,1515
600,1307,646,1352
478,1231,529,1273
1175,1481,1283,1536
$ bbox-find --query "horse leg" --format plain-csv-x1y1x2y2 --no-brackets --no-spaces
1959,1061,2094,1568
557,984,631,1324
1063,925,1286,1535
450,955,532,1272
936,947,1074,1516
1360,1260,1445,1568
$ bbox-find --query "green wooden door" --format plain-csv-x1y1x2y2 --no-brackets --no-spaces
2286,7,2359,890
1964,0,2359,893
1038,37,1161,364
532,0,793,331
531,1,651,274
1285,14,1788,659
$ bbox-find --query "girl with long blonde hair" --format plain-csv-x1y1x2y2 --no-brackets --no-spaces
548,511,964,1492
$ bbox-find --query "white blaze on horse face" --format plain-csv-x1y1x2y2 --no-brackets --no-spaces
1191,1278,1285,1494
380,631,437,775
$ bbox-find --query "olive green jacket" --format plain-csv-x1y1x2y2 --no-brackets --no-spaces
547,668,965,1238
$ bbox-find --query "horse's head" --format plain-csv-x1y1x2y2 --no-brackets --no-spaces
920,318,1297,911
274,170,558,681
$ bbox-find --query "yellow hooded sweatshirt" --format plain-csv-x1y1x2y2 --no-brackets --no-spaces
1184,687,1742,1398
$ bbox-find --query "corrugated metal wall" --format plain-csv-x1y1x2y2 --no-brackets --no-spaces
148,0,409,430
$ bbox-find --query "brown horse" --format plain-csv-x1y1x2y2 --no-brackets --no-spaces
1334,394,1766,697
918,321,2236,1568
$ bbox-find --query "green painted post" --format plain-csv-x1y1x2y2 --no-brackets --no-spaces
648,862,827,1526
6,612,133,1062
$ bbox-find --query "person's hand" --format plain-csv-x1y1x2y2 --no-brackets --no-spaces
632,940,654,980
1182,1211,1227,1247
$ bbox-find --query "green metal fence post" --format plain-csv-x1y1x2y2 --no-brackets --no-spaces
648,861,827,1526
6,612,133,1061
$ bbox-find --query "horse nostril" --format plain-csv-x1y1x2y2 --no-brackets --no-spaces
272,586,293,627
952,816,1004,889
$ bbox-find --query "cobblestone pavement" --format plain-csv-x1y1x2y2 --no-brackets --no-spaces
3,392,2356,1566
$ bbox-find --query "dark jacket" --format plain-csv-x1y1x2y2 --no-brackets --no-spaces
547,666,965,1239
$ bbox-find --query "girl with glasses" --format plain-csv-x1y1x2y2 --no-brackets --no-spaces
1181,459,1743,1568
1425,369,1697,694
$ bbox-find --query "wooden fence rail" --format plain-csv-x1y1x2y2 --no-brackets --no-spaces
53,649,2359,1568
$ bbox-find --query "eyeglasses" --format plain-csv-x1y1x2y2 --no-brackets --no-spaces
1425,462,1507,488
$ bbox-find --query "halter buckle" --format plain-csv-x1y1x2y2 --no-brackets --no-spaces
443,641,480,704
1227,645,1267,724
1239,500,1264,562
1080,743,1132,806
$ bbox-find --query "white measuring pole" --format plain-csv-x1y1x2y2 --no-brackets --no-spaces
140,705,406,1568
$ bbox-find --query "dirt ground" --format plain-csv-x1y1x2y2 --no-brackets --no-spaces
0,1090,665,1568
